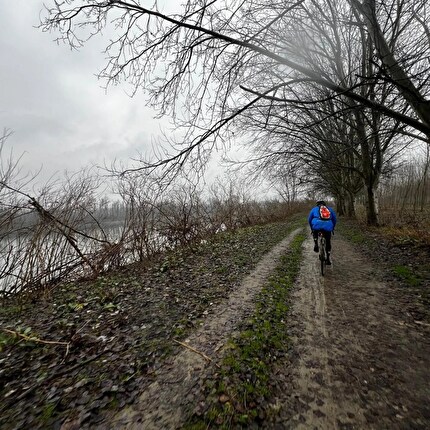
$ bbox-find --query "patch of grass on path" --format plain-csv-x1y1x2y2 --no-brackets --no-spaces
392,265,423,288
185,232,306,429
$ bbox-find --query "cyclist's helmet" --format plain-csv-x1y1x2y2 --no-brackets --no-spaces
316,200,326,206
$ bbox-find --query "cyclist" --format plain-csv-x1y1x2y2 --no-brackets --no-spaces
308,200,337,265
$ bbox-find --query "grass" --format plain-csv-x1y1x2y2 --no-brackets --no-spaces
40,401,59,425
335,222,367,244
392,265,422,288
185,231,306,429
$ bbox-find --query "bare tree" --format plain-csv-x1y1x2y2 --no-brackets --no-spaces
349,0,430,135
40,1,430,167
232,0,410,224
0,134,117,297
115,171,165,261
39,0,430,227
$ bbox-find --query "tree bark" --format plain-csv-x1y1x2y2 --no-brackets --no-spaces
366,185,379,226
346,192,356,218
336,195,346,217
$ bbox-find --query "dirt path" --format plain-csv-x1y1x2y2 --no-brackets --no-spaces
268,233,430,429
103,228,304,429
98,228,430,429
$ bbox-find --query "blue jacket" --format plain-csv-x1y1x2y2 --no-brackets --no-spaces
308,205,337,232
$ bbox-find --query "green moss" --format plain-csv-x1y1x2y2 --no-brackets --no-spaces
41,401,58,423
185,231,306,428
173,326,185,337
215,265,228,274
392,265,422,287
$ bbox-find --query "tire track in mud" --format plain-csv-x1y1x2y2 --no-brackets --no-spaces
103,227,304,430
268,233,430,429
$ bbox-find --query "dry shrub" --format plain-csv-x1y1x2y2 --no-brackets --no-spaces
377,208,430,244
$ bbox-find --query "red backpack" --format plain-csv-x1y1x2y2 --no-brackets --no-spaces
319,205,331,220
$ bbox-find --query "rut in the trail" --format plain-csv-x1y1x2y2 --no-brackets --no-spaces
266,234,430,429
103,227,304,429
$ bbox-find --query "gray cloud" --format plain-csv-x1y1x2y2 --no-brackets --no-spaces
0,1,266,199
0,1,168,184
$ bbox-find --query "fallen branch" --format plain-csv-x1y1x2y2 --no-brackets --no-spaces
2,328,69,346
173,339,220,368
414,320,430,327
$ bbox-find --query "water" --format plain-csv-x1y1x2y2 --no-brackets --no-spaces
0,224,168,295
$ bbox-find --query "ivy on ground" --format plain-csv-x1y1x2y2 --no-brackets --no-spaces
0,219,303,430
186,232,306,429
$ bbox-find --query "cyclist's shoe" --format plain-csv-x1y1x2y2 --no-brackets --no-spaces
313,243,319,252
326,254,332,265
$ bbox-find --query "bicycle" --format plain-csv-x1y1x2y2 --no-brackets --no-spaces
318,231,327,276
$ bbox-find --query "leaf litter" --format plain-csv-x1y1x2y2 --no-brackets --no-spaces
0,221,297,429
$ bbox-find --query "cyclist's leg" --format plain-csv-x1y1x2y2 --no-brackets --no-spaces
312,230,319,252
324,230,332,264
324,231,332,252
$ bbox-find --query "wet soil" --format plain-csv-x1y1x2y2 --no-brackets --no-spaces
99,226,430,429
1,218,429,429
106,228,303,429
265,233,430,429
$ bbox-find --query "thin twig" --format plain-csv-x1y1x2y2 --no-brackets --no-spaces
414,320,430,327
2,328,69,346
61,320,90,363
173,339,220,368
73,320,90,337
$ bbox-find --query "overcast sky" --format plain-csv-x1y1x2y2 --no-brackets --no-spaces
0,1,182,187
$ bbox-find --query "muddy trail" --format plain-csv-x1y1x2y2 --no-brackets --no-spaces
105,228,429,428
103,228,304,429
265,233,430,429
1,221,429,429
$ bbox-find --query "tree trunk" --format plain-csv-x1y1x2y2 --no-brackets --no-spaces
366,185,379,226
336,195,346,216
346,192,356,218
